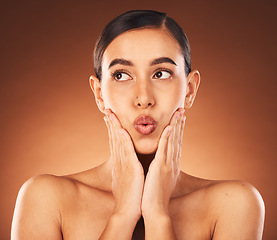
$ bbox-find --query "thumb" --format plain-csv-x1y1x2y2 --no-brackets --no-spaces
155,125,172,164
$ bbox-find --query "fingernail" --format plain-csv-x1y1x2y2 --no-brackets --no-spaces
104,108,113,115
178,108,185,115
110,114,116,121
167,126,172,136
183,116,186,123
104,109,109,116
104,116,109,125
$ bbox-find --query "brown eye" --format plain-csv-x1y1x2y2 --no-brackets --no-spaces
154,70,171,79
112,71,132,81
156,71,163,78
115,73,122,80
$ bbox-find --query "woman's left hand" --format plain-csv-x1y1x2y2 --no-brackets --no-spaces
141,108,186,218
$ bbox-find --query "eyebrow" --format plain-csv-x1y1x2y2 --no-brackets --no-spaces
150,57,177,66
108,59,133,69
108,57,177,69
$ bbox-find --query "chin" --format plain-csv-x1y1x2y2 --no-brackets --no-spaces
133,138,158,154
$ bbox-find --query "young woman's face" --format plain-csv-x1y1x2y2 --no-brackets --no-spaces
100,28,190,154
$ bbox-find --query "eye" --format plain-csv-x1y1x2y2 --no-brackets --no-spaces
111,70,132,81
153,69,172,79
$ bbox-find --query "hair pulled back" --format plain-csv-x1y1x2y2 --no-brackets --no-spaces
94,10,191,80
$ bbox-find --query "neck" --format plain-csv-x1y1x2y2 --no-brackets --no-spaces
136,152,156,177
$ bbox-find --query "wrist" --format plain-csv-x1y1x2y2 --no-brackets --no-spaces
143,212,172,231
112,209,141,224
142,208,170,223
99,212,141,239
142,203,169,219
143,213,176,239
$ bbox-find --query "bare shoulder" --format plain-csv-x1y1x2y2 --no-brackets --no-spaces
11,174,69,240
204,179,265,239
12,172,107,240
180,174,265,212
206,180,265,219
13,170,109,211
175,173,265,239
21,173,73,190
15,174,78,204
206,180,264,205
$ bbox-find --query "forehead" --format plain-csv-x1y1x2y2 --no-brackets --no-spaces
102,28,184,68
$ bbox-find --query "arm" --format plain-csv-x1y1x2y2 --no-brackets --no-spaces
142,109,185,239
98,214,138,240
212,181,265,240
144,213,177,240
11,175,63,240
99,111,144,239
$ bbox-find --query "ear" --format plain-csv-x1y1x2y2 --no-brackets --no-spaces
89,75,105,113
184,70,201,109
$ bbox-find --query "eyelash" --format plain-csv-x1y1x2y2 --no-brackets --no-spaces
110,69,131,80
153,68,173,78
110,68,173,81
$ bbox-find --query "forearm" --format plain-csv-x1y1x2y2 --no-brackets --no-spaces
99,213,139,240
144,213,177,240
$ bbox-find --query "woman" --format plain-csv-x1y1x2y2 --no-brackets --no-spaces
11,10,265,240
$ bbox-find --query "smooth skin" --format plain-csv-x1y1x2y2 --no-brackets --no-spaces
101,108,184,239
11,28,265,240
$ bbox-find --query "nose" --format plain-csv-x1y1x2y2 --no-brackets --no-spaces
134,80,155,109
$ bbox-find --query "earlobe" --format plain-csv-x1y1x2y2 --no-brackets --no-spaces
89,75,105,113
184,70,201,109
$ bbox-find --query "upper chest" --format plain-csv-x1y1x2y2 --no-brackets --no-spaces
60,186,214,240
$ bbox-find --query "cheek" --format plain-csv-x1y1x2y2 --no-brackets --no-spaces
101,83,117,108
160,81,187,109
102,85,129,115
176,80,187,106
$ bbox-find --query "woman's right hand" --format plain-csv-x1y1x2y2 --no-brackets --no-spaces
104,109,144,222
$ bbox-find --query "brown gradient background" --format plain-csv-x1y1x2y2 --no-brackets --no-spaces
1,0,276,239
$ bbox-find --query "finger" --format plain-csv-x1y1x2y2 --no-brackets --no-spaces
166,111,181,166
118,129,127,166
169,109,180,125
108,114,123,166
155,125,172,164
173,111,183,163
104,116,113,156
109,113,128,166
166,113,178,166
178,115,186,160
173,114,185,176
118,125,128,166
104,108,113,116
104,115,116,165
171,112,184,175
110,112,124,128
108,114,124,170
105,109,123,131
107,112,127,163
120,128,138,164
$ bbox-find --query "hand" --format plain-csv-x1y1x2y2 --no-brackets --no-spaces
104,109,144,221
141,108,186,218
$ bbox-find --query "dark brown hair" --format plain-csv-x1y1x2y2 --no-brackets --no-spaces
94,10,191,80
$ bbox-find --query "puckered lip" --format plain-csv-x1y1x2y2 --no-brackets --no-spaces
133,115,157,135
